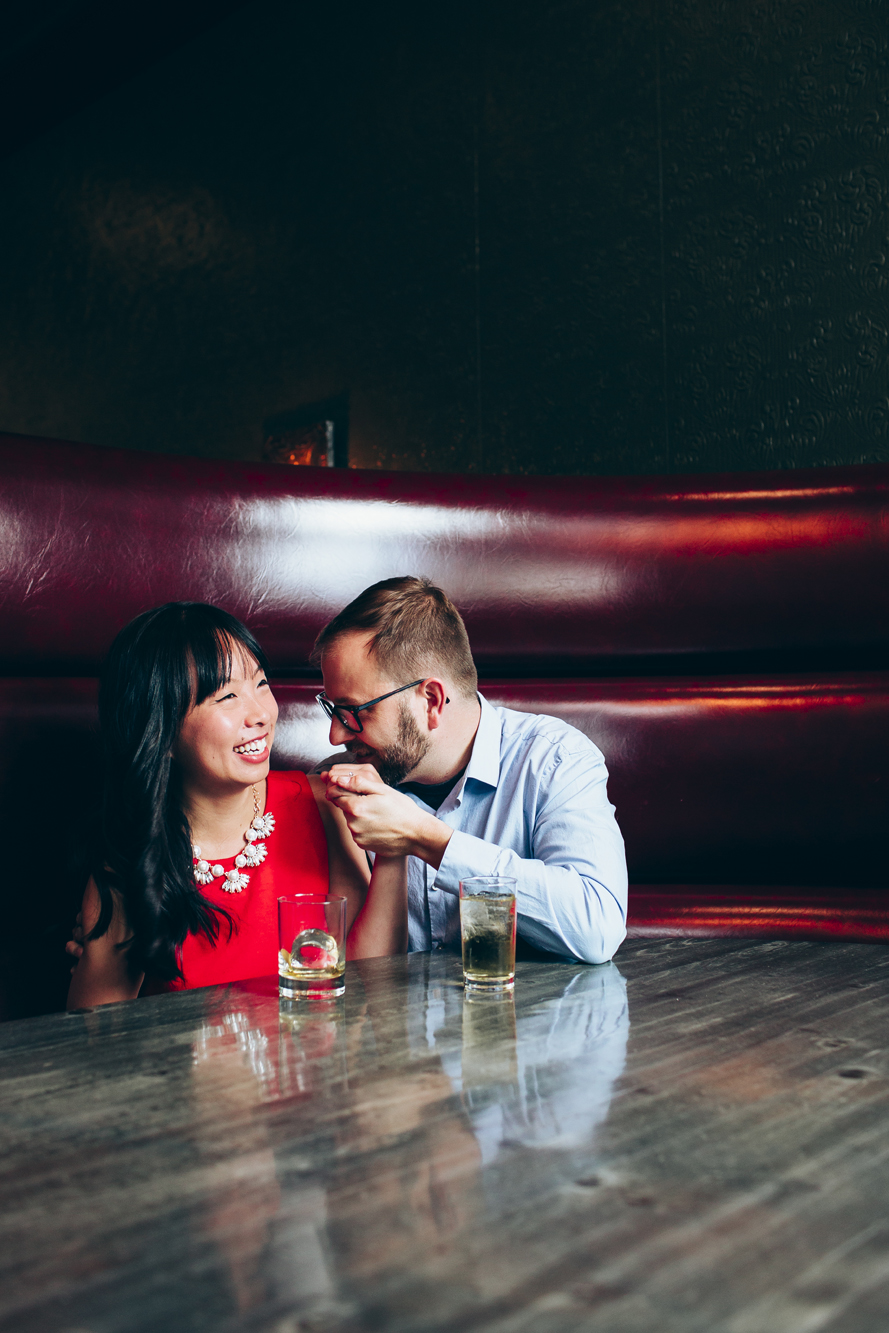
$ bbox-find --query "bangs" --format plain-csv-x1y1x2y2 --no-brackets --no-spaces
189,623,270,708
99,601,272,780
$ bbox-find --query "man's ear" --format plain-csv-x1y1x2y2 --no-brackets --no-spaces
422,679,449,729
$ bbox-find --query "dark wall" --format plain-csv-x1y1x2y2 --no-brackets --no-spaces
0,0,887,475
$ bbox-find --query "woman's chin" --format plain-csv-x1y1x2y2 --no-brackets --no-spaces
228,760,271,788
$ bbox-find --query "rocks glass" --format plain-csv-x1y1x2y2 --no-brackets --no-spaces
277,895,347,998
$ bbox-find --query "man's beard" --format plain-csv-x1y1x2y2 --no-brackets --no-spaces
350,701,430,787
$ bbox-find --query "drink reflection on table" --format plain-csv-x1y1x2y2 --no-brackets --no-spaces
322,963,486,1315
189,990,355,1323
401,958,629,1166
277,994,349,1098
183,959,629,1326
460,964,629,1167
320,959,630,1316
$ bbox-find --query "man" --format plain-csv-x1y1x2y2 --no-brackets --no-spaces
315,576,627,964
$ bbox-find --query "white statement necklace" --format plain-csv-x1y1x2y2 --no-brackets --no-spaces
192,784,276,894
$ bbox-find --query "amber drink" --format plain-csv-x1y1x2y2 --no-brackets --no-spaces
278,895,346,998
459,877,517,991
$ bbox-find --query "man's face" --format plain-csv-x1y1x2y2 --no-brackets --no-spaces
320,630,430,786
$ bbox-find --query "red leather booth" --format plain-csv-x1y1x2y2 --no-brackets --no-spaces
1,433,887,1018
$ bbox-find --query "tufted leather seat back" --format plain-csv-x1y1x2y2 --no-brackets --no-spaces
1,433,887,1017
2,434,887,676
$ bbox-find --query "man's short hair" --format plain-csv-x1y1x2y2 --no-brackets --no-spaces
312,576,478,698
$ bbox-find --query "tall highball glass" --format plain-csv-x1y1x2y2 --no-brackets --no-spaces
459,876,517,991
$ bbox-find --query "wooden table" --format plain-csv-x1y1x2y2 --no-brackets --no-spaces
4,937,889,1332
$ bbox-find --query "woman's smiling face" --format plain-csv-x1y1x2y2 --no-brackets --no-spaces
173,646,278,793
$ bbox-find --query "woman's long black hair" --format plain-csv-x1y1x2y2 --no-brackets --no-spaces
89,602,271,981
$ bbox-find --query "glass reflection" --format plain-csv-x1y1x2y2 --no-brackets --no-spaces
469,964,629,1159
182,960,629,1326
399,958,628,1158
277,994,348,1100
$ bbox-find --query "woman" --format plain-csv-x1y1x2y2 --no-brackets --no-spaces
67,602,407,1009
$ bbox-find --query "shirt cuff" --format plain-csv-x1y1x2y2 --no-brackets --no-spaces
433,829,502,896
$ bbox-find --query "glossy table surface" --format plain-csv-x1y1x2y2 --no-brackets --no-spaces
4,938,889,1333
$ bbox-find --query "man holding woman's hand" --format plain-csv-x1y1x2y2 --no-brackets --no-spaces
315,577,628,965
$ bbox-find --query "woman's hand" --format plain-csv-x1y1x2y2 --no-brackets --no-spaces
323,764,452,868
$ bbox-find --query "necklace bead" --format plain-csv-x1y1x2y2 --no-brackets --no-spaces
192,785,275,893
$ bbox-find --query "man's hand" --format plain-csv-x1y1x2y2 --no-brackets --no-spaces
66,912,85,974
323,764,453,868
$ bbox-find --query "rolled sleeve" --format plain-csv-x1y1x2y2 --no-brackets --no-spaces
434,829,502,894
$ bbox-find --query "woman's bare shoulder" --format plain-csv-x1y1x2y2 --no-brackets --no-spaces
82,874,132,944
307,773,336,829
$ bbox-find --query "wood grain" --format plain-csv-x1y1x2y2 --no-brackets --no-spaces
3,938,889,1331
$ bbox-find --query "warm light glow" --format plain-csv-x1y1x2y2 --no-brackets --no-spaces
660,485,873,502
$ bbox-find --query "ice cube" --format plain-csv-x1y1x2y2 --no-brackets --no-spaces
289,928,339,970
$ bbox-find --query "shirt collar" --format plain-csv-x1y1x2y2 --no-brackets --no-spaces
462,692,502,790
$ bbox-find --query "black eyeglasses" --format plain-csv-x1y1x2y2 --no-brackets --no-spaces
315,679,425,734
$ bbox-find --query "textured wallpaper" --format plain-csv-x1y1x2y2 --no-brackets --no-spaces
0,0,886,475
662,0,889,473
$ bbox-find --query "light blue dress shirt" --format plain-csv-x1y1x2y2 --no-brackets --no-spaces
402,694,628,964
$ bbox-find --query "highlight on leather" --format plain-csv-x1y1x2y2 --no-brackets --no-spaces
1,432,886,674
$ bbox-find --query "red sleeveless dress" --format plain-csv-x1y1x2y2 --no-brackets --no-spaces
163,770,329,991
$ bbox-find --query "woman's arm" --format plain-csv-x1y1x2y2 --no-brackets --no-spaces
345,854,408,959
308,776,408,958
309,775,371,932
66,878,144,1009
